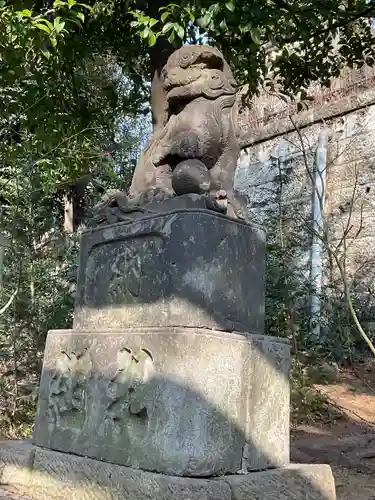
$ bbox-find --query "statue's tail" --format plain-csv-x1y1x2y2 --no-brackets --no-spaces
210,94,246,219
210,94,239,190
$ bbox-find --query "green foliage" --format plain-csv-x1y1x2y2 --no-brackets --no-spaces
1,4,122,190
310,285,375,362
5,0,371,119
0,1,148,437
263,156,313,346
0,165,79,436
6,0,375,114
265,236,312,341
127,0,375,98
0,1,91,61
264,181,375,364
1,0,375,434
290,360,343,424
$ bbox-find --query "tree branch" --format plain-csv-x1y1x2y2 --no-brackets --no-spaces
0,289,18,315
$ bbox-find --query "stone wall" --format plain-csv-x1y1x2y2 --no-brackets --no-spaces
235,70,375,332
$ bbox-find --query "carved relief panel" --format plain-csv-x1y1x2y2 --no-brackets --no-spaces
82,234,165,310
106,347,155,424
47,344,94,430
46,340,156,439
108,246,142,302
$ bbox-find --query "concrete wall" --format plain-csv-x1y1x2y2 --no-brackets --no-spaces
235,71,375,329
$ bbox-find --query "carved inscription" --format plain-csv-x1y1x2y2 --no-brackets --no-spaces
106,347,155,424
106,236,162,304
108,246,141,301
48,345,93,430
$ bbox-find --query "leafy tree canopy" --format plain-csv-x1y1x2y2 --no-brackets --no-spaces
1,0,375,436
3,1,375,115
127,0,375,97
0,0,373,207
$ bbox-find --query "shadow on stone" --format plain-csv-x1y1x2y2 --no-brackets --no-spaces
73,210,266,335
32,330,290,477
0,363,335,499
0,210,336,498
0,440,335,500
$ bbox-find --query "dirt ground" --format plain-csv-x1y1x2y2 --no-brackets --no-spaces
1,361,375,499
291,360,375,500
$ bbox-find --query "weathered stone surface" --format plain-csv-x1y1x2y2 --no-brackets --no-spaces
0,442,231,500
172,160,211,195
238,84,375,148
218,464,336,500
0,488,31,500
31,447,231,500
33,328,290,476
0,441,34,488
95,45,245,224
236,100,375,318
74,210,265,335
0,442,336,500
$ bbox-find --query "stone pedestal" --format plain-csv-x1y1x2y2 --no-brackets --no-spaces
33,210,291,476
73,210,265,334
33,328,290,476
28,208,336,498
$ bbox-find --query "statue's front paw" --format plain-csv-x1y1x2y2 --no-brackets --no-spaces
205,190,228,214
134,187,175,205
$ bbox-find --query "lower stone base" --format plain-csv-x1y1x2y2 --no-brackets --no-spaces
33,328,290,476
0,441,336,500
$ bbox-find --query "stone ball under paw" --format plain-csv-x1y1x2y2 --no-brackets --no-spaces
172,159,210,195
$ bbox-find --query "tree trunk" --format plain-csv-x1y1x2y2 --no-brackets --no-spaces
148,39,178,132
146,0,181,132
63,193,74,233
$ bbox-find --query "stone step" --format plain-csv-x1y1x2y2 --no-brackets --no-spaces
0,441,336,500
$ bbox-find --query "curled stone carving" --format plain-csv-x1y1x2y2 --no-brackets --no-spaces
106,347,155,424
48,346,93,429
94,45,247,225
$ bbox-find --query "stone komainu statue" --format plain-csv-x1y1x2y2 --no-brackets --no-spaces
95,45,246,224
